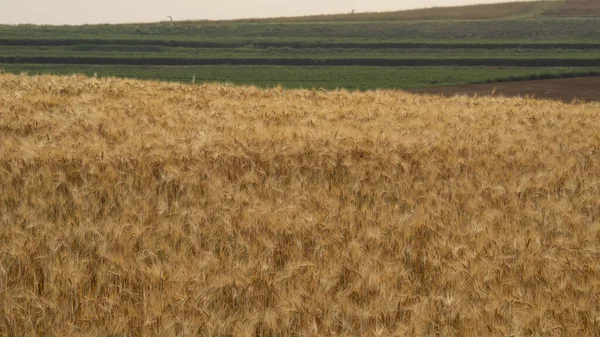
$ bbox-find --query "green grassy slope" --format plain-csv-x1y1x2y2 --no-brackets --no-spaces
2,19,599,43
223,1,564,22
543,0,600,17
180,0,600,22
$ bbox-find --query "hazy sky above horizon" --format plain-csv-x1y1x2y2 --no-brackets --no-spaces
1,0,520,25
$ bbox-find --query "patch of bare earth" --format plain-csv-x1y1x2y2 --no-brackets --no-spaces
409,76,600,103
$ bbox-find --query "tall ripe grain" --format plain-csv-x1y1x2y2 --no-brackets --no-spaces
1,73,600,336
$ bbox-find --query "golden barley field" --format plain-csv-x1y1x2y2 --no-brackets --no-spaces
2,73,600,337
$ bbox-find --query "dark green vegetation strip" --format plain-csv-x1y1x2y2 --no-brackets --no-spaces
2,56,600,67
2,39,600,50
2,64,599,90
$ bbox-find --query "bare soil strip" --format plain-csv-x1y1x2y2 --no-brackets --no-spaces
409,76,600,103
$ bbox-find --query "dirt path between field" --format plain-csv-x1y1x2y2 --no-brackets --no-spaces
409,77,600,103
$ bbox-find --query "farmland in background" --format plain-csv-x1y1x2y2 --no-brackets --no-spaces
1,0,599,90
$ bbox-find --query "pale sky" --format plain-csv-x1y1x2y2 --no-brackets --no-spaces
1,0,520,25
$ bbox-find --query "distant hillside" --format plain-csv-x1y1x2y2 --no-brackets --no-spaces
543,0,600,17
215,1,597,23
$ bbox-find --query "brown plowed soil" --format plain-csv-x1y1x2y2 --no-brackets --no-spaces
409,77,600,103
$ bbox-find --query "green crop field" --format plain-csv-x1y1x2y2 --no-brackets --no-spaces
1,0,599,90
2,64,598,91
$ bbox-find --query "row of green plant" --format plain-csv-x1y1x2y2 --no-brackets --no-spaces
3,56,600,67
2,45,600,60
